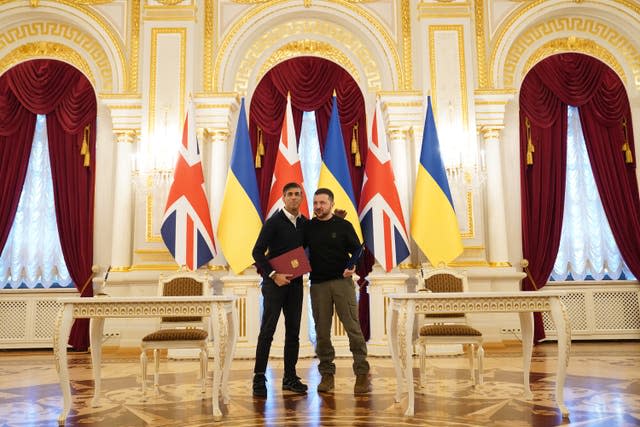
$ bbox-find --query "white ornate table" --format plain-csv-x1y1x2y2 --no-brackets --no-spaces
387,291,570,417
53,295,238,425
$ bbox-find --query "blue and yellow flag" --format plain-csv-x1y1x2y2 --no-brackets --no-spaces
218,98,263,273
317,96,362,242
410,96,463,266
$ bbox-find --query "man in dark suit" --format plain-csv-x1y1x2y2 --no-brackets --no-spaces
251,182,308,397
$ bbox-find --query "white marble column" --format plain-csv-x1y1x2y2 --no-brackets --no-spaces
481,126,509,265
110,130,137,269
388,128,412,231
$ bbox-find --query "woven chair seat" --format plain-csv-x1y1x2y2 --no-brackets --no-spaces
419,324,482,336
142,328,208,342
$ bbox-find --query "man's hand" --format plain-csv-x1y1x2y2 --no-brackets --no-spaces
273,273,292,286
343,266,356,278
334,208,347,219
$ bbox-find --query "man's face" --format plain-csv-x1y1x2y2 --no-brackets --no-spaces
282,187,302,212
313,194,333,220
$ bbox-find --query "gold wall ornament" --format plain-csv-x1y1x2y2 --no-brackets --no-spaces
155,0,186,5
128,0,141,93
474,0,489,88
491,1,640,89
234,21,383,94
214,0,402,92
203,0,214,93
0,23,113,91
257,40,359,83
400,0,412,90
0,41,95,87
519,36,627,87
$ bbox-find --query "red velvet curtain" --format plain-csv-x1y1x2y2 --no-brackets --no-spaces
0,87,36,252
0,59,97,350
520,53,640,342
249,56,372,338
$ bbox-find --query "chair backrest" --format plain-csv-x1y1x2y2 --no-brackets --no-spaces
157,271,210,325
418,267,469,323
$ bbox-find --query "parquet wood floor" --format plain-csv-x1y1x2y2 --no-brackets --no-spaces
1,341,639,426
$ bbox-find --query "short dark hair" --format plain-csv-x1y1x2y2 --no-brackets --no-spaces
314,187,334,202
282,182,302,194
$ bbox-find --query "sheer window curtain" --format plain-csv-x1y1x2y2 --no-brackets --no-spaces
0,114,71,288
551,106,634,281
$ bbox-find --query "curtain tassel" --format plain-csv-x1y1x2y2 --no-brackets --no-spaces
525,117,534,165
81,125,90,167
351,123,361,167
622,118,633,164
255,127,264,168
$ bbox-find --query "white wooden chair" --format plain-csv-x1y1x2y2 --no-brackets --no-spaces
140,271,211,399
415,267,484,387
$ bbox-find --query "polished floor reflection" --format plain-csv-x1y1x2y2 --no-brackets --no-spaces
1,341,639,426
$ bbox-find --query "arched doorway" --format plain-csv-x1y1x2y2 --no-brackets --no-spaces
248,56,372,338
0,59,97,349
519,53,640,342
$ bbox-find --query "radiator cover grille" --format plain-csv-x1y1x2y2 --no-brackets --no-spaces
543,284,640,339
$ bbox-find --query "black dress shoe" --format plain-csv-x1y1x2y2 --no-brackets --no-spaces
282,376,308,394
253,373,267,397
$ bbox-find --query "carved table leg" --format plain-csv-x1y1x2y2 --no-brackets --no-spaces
519,311,534,399
402,300,415,417
549,297,571,418
54,305,73,425
387,300,403,404
90,317,105,407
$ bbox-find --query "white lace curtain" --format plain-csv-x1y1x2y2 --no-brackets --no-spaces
551,106,634,281
0,115,72,289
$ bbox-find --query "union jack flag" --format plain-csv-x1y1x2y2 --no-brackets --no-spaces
266,93,309,218
161,111,216,270
358,99,410,271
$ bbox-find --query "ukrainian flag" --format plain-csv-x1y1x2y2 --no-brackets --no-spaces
218,98,263,273
317,96,362,242
411,96,463,266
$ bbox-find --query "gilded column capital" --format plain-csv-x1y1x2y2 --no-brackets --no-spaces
479,126,502,142
113,129,138,144
387,127,409,143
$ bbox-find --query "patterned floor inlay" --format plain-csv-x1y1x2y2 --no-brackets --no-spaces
1,342,639,426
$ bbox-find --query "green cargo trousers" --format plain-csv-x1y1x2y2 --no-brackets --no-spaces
310,277,370,375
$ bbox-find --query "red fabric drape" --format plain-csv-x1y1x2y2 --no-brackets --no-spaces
0,87,36,251
520,53,640,342
0,60,96,350
249,57,372,339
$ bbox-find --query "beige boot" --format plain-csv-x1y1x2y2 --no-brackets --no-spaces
317,374,335,392
354,374,370,394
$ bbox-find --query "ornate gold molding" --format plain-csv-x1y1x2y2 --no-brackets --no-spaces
203,0,214,93
0,22,111,90
258,40,358,82
400,0,412,90
148,27,187,136
0,41,95,86
231,19,383,94
491,1,640,89
516,36,627,87
214,0,402,92
128,0,141,93
428,25,469,128
474,0,488,88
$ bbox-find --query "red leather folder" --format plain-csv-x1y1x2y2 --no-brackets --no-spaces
269,246,311,279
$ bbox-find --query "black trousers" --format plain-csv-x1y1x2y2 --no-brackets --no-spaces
253,278,303,378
